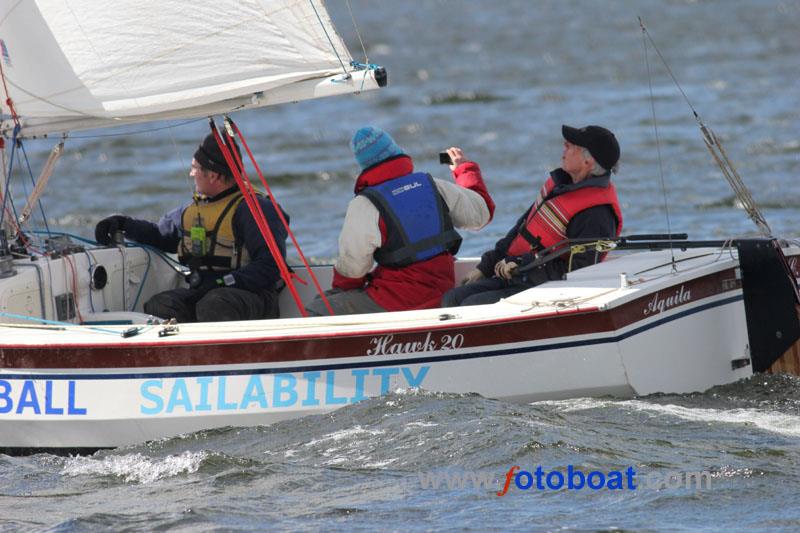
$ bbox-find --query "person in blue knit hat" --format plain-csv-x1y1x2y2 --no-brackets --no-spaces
350,126,406,169
306,126,496,316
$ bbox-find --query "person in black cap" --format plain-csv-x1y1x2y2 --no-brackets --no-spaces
94,133,289,322
442,124,623,307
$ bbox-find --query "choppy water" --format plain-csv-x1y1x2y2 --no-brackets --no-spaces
3,375,800,530
2,0,800,530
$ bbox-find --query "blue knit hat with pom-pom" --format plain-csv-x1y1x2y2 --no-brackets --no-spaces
351,126,404,170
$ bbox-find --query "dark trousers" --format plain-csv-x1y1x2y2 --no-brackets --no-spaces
143,287,280,323
441,277,534,307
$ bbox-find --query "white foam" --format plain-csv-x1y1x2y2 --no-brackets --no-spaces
622,401,800,438
363,457,399,468
303,425,385,447
62,451,206,484
404,421,438,429
532,397,617,412
533,397,800,438
392,387,428,396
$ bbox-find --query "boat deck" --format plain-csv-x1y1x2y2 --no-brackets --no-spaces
0,247,743,347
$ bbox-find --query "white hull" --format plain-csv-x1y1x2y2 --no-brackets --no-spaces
2,239,785,451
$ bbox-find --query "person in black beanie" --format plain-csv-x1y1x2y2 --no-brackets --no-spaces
95,133,289,323
442,124,624,307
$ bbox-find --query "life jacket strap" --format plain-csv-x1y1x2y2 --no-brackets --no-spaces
375,228,462,265
178,254,233,270
518,225,542,252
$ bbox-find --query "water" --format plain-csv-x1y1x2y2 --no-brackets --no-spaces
2,0,800,530
3,376,800,530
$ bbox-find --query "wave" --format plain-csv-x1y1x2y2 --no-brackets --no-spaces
535,396,800,438
61,450,207,484
424,91,509,105
622,401,800,438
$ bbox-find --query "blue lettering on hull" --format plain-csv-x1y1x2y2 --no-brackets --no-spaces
0,380,87,416
0,366,431,418
139,366,431,415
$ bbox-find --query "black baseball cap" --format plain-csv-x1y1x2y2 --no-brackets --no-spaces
562,124,620,171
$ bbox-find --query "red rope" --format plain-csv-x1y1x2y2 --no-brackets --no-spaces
0,63,24,243
0,55,20,127
209,123,308,317
0,140,26,242
226,117,335,316
0,63,47,256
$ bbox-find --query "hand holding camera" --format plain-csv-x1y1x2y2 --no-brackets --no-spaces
439,147,466,170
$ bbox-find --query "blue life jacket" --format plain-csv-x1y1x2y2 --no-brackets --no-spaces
359,172,462,267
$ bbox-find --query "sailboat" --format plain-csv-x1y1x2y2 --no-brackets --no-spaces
1,1,799,454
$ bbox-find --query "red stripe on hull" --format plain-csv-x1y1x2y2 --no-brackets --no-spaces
0,269,739,369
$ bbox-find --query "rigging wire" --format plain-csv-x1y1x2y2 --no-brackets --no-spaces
345,0,369,64
166,124,195,197
638,17,772,238
640,17,676,270
699,124,772,236
226,116,335,315
31,229,187,273
639,21,700,118
62,253,85,323
0,129,23,232
0,66,103,136
18,141,62,225
0,309,134,336
0,139,19,236
67,117,207,139
82,248,96,314
18,138,53,237
128,246,152,312
0,42,20,130
1,127,56,251
308,0,350,77
210,118,309,316
118,244,127,312
0,131,52,250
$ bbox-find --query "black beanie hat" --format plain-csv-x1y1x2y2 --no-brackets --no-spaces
194,133,242,177
562,125,620,171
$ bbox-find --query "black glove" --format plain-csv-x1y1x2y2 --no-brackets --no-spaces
186,271,223,293
95,215,129,245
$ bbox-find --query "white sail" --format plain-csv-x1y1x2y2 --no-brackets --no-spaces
0,0,383,137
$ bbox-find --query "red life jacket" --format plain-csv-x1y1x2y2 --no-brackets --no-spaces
506,175,623,257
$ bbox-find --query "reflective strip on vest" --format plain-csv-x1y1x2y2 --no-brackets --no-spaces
506,176,623,257
179,192,250,271
360,172,462,268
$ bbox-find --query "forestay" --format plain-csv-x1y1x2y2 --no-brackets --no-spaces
0,0,381,137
